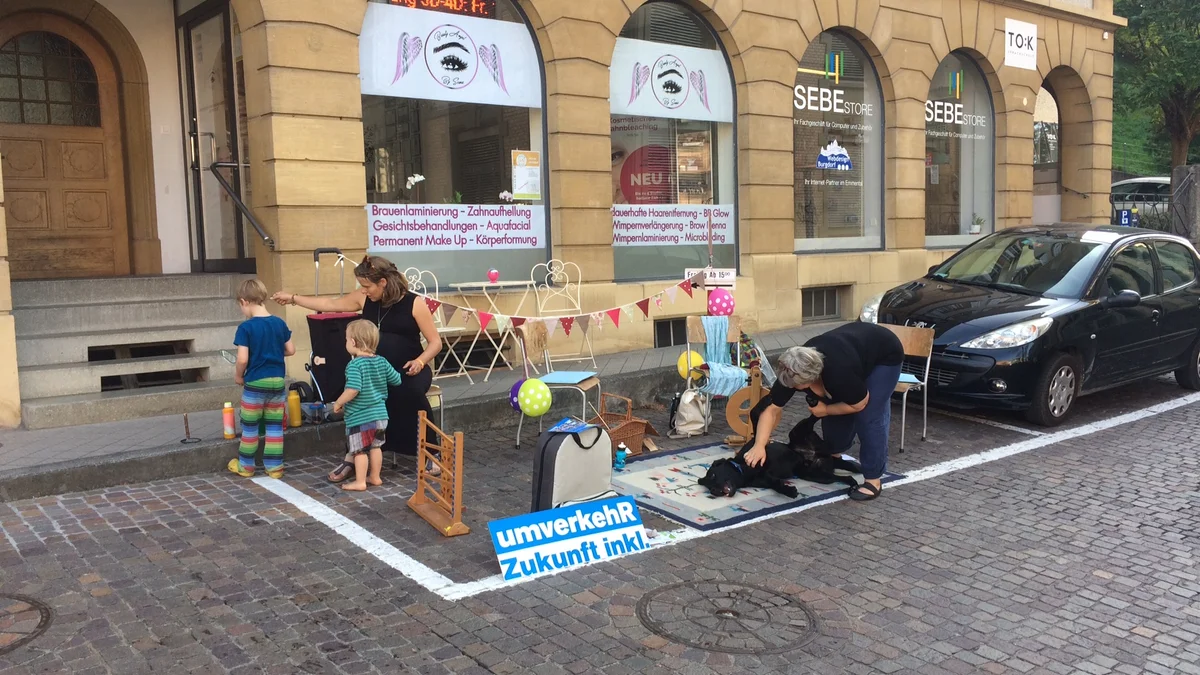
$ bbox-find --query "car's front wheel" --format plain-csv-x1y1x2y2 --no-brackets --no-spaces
1174,337,1200,390
1025,352,1081,427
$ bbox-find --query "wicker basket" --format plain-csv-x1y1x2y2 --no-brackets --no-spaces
588,393,655,457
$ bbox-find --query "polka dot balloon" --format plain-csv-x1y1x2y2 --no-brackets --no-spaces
517,379,553,417
708,288,735,316
509,378,527,411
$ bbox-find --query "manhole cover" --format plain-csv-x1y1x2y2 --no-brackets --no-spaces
636,581,819,654
0,594,52,655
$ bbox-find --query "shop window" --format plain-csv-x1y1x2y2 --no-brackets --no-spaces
924,52,995,248
0,32,99,126
610,1,737,281
359,0,547,286
802,286,842,321
793,31,883,252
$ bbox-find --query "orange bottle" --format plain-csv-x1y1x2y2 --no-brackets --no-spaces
222,402,236,440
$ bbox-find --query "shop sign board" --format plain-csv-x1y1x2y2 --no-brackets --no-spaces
367,204,546,252
609,38,733,123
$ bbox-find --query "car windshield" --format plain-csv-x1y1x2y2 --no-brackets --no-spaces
930,231,1112,298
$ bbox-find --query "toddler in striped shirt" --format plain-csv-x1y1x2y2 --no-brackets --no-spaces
333,320,403,492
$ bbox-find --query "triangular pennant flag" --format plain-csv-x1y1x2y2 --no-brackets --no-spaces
511,317,527,327
560,316,574,336
665,286,679,303
478,311,493,332
591,312,604,332
606,308,622,328
693,273,707,291
443,305,458,323
576,314,591,335
621,304,634,319
544,317,558,338
424,297,441,314
679,280,694,298
636,298,651,317
653,294,664,309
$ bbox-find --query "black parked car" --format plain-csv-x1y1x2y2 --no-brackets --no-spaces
859,224,1200,426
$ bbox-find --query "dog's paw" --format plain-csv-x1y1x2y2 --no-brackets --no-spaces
778,485,799,499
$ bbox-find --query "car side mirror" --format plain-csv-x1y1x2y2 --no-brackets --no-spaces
1102,289,1142,309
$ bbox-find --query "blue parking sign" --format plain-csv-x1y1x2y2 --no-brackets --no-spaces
1117,209,1139,227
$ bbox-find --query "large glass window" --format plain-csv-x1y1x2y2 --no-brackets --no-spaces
793,31,883,252
609,1,736,281
924,52,995,248
359,0,547,286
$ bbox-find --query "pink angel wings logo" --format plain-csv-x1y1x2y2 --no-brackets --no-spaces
392,32,423,84
628,63,650,105
689,70,710,111
478,44,507,94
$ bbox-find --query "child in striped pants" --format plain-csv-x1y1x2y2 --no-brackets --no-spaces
228,280,296,478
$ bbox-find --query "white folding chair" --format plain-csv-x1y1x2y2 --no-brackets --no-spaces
513,322,601,449
880,324,934,453
405,266,473,384
531,260,597,370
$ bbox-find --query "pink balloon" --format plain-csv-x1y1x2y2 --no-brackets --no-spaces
707,288,735,316
487,268,500,283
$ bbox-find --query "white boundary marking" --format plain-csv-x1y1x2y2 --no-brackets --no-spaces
260,392,1200,602
924,407,1045,436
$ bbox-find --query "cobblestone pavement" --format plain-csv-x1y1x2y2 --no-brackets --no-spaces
0,379,1197,674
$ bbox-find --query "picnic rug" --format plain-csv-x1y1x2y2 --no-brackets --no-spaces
610,442,904,530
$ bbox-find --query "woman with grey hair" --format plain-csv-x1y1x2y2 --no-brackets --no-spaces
744,322,904,501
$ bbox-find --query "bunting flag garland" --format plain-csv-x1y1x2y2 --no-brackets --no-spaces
409,270,728,340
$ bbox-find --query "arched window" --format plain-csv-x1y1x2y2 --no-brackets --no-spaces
793,31,883,251
0,32,99,126
358,0,548,285
610,1,736,281
924,52,994,247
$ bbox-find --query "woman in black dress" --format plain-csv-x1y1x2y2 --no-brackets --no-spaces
272,256,442,482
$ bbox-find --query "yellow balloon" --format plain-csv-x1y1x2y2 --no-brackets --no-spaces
677,351,706,380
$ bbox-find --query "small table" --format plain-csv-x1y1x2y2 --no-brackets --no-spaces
448,280,536,382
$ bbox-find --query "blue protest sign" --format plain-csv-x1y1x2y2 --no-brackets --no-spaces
487,496,647,581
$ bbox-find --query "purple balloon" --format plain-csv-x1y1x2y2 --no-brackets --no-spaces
510,379,526,411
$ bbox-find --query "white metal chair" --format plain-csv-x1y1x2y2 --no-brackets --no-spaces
513,321,601,449
531,260,597,370
880,324,934,453
405,266,473,384
683,315,744,435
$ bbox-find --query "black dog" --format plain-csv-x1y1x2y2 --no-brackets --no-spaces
697,416,862,499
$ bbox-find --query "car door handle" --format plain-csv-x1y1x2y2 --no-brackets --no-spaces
1152,309,1161,321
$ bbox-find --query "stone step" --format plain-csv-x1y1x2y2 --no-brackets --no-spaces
19,351,236,399
21,380,244,430
13,297,245,337
11,273,249,308
15,321,242,368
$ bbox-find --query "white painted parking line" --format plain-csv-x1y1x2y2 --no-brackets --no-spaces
924,406,1045,436
260,391,1200,602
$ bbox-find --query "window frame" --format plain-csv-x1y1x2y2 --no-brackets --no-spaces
1154,239,1199,294
1095,239,1161,299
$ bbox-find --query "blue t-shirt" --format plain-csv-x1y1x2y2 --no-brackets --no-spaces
233,315,292,383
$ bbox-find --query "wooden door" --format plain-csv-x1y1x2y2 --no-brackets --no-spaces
0,15,129,279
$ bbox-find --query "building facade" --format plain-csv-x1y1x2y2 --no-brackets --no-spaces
0,0,1124,427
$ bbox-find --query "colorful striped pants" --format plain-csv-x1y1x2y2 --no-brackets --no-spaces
239,379,286,472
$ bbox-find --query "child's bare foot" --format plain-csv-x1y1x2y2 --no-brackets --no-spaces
341,482,368,492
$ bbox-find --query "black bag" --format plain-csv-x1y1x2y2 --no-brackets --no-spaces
531,425,614,512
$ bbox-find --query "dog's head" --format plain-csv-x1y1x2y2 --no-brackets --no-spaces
697,458,745,497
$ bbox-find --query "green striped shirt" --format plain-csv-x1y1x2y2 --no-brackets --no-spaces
344,355,403,428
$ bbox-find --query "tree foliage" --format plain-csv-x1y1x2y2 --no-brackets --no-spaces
1115,0,1200,168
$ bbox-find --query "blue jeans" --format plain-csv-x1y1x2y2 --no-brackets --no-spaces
820,364,902,480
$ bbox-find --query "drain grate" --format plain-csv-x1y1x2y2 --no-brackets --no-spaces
636,581,819,654
0,594,52,655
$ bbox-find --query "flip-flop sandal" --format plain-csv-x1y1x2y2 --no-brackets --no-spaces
327,461,354,483
848,482,881,501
